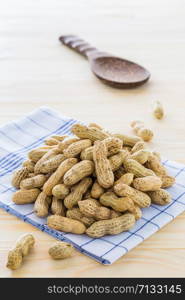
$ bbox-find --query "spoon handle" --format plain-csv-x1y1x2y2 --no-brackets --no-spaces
59,35,98,58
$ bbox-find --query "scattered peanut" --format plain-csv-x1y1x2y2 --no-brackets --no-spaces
153,101,164,120
131,120,154,142
6,234,35,270
48,242,74,260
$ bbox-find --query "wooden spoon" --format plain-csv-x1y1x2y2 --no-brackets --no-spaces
59,35,150,88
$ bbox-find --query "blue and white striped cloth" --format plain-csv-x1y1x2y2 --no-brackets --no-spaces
0,107,185,265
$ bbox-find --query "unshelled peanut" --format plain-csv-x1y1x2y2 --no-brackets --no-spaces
114,183,151,208
20,174,47,189
43,158,78,195
79,199,111,220
48,242,74,260
91,180,105,199
86,213,135,237
51,196,65,216
133,176,162,192
93,140,114,188
71,124,110,141
124,159,155,177
12,167,29,189
47,215,86,234
6,234,35,270
64,177,92,209
34,192,51,217
13,189,40,204
100,192,134,212
63,139,92,158
52,184,69,199
66,208,95,226
148,189,171,205
63,160,94,186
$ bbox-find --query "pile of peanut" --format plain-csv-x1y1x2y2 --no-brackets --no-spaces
11,122,175,239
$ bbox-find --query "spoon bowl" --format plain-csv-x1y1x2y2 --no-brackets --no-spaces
91,56,150,88
59,35,150,89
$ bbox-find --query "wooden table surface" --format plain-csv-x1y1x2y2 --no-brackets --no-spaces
0,0,185,278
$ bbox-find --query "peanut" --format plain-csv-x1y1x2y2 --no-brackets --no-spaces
34,148,60,174
153,101,164,120
52,184,70,199
12,167,29,189
64,177,92,209
6,234,35,270
80,146,94,160
130,141,145,154
131,120,153,142
80,137,123,161
63,139,92,158
22,160,35,172
45,137,59,146
66,208,95,226
20,174,47,189
39,154,66,173
124,159,155,177
93,140,114,188
109,150,129,171
114,173,134,186
86,213,135,237
12,188,40,204
148,189,171,205
71,124,110,141
100,192,134,212
34,192,51,217
63,160,94,186
79,199,111,220
130,149,150,164
48,242,73,260
133,176,162,192
28,148,48,162
43,158,78,195
113,133,141,146
51,196,65,216
161,175,175,188
91,180,105,199
47,215,86,234
145,153,167,176
114,183,151,208
57,138,80,152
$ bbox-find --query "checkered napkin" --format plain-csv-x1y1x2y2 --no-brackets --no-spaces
0,107,185,265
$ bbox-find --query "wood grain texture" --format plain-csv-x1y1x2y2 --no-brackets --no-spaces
0,0,185,277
